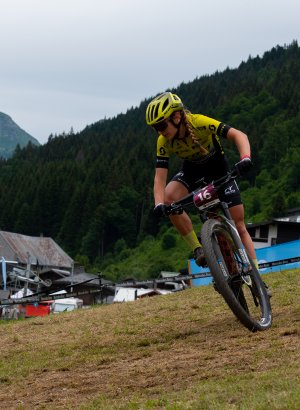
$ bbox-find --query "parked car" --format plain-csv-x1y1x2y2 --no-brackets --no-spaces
51,297,83,313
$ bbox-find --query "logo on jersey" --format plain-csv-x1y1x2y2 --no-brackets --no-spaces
225,185,236,195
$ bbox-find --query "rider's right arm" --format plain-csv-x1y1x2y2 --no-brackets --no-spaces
153,167,168,206
156,134,170,168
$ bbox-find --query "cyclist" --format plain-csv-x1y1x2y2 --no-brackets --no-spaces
146,91,258,270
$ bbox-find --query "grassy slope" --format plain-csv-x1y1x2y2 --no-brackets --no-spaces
0,269,299,409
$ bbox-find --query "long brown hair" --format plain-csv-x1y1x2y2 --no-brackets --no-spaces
182,110,208,155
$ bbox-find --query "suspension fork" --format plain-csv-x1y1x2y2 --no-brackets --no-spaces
218,203,252,271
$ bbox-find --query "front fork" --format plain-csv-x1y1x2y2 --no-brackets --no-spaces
205,203,252,280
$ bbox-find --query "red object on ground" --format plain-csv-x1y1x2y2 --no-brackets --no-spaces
24,302,52,317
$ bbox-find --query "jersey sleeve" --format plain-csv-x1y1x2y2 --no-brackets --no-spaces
156,135,170,168
191,114,231,138
217,122,231,138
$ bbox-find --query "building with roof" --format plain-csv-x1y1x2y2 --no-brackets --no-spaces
0,230,73,269
0,231,116,306
0,230,74,298
246,208,300,249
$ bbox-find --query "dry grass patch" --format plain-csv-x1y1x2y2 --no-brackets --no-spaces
0,269,299,409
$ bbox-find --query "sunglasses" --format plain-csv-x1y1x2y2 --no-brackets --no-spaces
152,120,169,132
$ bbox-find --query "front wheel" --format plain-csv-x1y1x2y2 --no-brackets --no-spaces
201,218,272,332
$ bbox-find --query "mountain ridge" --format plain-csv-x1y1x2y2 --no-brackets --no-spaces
0,41,299,276
0,112,40,158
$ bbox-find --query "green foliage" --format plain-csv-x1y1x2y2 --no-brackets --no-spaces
98,229,190,282
161,232,177,250
74,254,90,271
0,41,299,280
271,192,288,218
113,238,127,255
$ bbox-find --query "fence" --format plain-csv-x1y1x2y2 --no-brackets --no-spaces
189,239,300,287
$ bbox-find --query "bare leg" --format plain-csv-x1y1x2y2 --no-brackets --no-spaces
164,181,203,261
229,204,272,294
229,204,256,260
164,181,193,235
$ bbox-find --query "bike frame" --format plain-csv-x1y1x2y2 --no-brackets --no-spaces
166,170,252,273
165,169,272,331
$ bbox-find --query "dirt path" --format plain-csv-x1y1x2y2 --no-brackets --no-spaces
0,272,299,409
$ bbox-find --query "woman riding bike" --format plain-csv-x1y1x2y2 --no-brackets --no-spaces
146,92,258,270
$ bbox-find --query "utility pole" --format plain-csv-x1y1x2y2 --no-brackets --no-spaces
24,252,31,297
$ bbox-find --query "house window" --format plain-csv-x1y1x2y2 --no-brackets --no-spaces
247,227,256,237
260,225,269,239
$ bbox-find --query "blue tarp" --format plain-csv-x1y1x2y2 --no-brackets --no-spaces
189,239,300,287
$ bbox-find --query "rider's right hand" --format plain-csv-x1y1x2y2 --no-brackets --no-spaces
153,203,167,217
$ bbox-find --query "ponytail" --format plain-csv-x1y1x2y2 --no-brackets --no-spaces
183,110,208,155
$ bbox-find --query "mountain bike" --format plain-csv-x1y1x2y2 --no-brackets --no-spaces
165,168,272,332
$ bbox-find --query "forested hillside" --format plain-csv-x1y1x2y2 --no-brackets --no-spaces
0,41,299,277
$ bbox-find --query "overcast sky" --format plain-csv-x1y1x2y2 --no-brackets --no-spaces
1,0,299,144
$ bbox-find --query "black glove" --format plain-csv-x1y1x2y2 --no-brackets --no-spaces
235,156,253,176
153,203,167,217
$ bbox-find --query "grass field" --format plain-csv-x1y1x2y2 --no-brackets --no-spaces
0,269,299,409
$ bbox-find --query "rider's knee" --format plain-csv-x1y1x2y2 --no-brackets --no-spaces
164,190,178,205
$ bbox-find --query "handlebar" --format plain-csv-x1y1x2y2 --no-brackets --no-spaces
165,167,239,216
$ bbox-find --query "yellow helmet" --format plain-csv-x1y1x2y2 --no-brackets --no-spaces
145,92,183,126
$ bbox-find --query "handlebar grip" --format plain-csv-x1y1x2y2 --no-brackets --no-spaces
164,206,171,215
231,167,239,179
165,204,183,215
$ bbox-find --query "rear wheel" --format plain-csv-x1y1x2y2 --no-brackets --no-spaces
201,218,272,332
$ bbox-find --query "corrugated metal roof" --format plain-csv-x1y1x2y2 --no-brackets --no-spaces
0,231,73,268
54,272,112,286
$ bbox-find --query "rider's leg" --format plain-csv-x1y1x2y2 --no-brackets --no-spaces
165,181,202,253
229,204,272,296
228,204,258,268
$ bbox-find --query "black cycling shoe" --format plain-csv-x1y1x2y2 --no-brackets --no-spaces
193,247,206,267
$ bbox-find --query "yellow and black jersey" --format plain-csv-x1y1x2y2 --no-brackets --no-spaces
156,113,231,168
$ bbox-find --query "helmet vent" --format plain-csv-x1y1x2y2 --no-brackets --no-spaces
148,105,154,121
154,104,159,120
162,99,169,112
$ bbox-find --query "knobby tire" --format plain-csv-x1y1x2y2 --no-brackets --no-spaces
201,218,272,332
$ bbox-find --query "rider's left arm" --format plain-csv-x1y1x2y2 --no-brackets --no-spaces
226,127,251,159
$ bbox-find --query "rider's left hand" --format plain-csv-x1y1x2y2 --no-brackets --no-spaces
235,156,253,176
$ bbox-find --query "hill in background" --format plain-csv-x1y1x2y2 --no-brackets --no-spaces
0,112,40,158
0,41,299,278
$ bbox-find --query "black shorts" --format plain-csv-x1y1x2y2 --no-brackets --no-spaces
170,156,242,208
